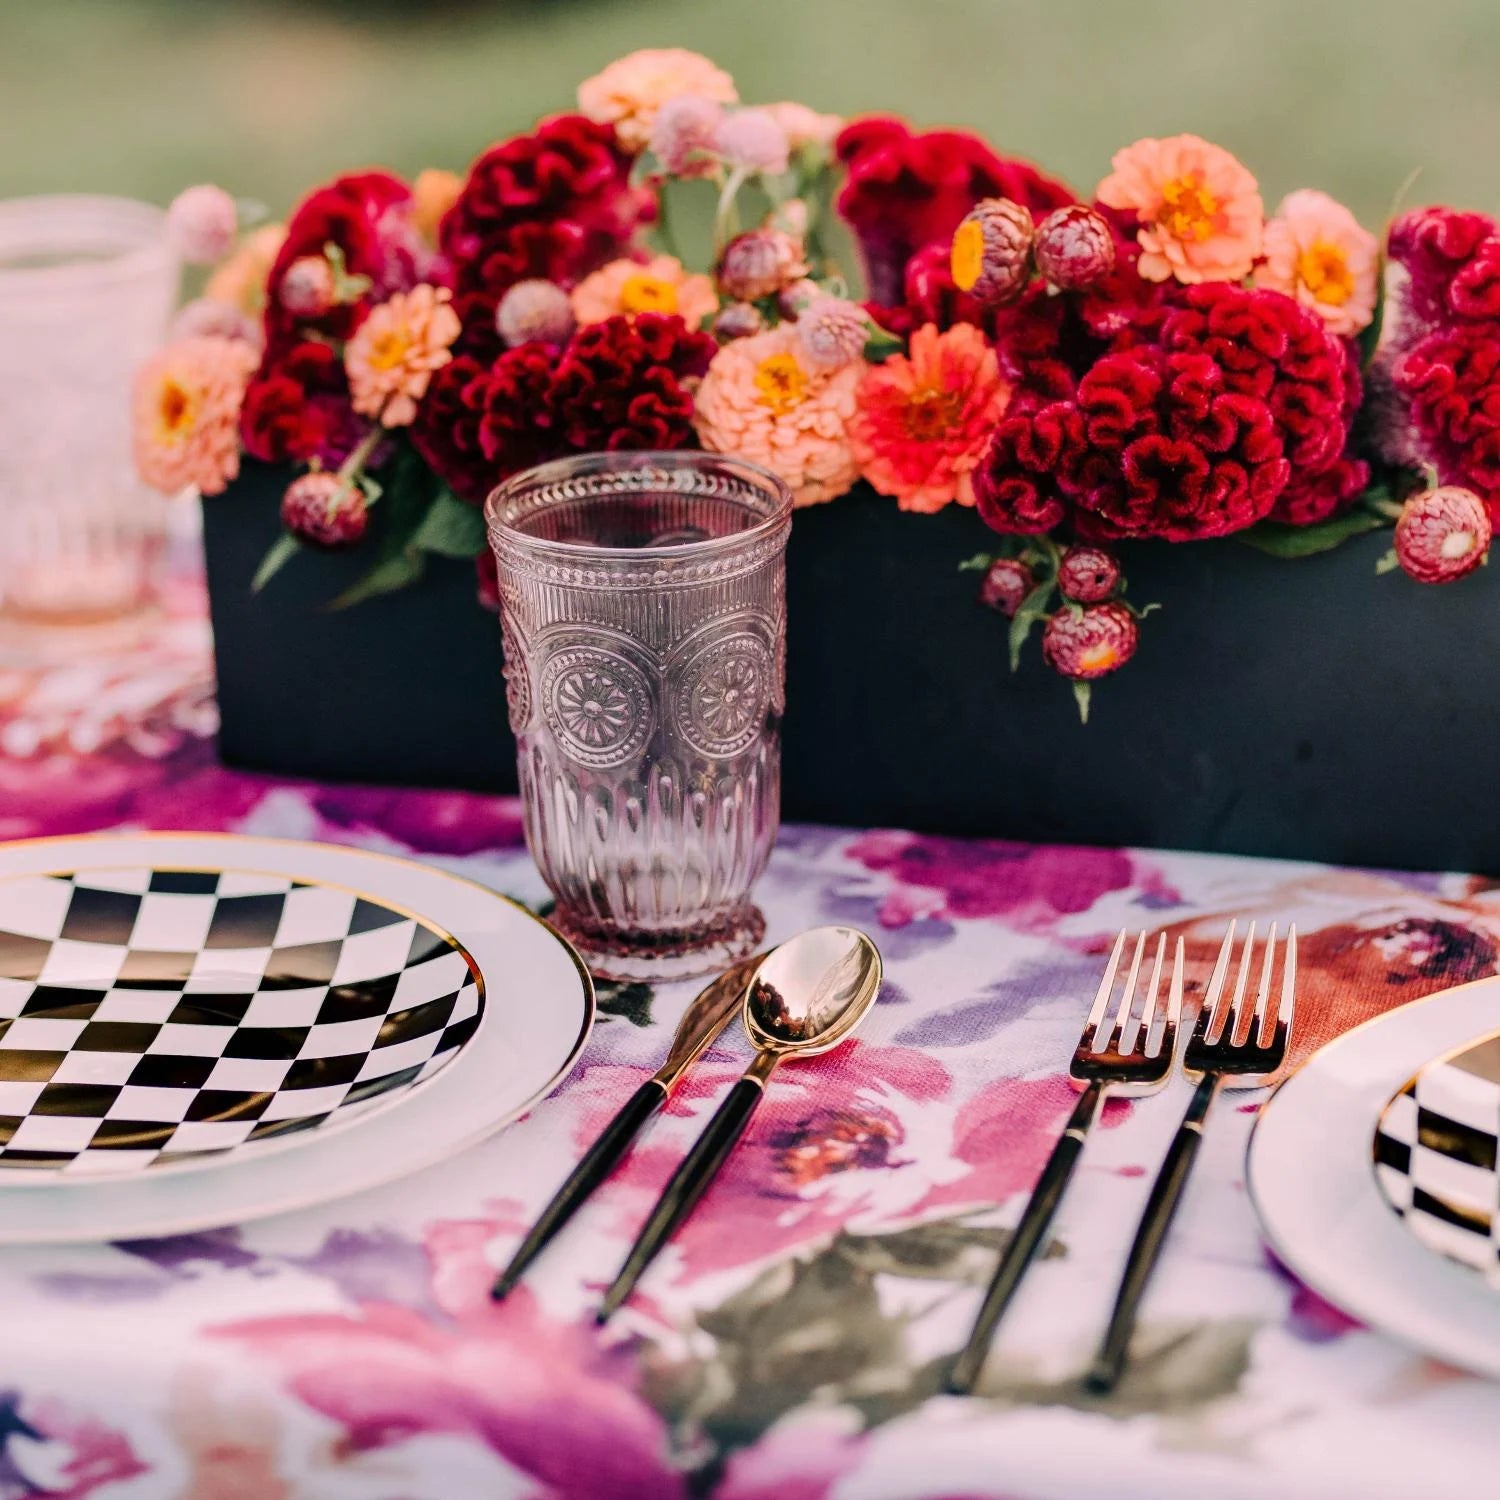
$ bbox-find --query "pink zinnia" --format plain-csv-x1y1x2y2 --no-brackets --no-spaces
1097,134,1263,284
571,254,718,329
344,283,461,428
133,335,257,496
693,326,863,506
648,94,724,177
851,322,1010,512
1254,189,1379,337
577,48,737,153
762,102,843,152
714,108,791,176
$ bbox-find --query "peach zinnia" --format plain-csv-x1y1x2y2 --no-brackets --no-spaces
1254,189,1379,337
693,326,863,507
851,323,1011,513
571,255,718,329
133,335,258,496
577,49,737,153
204,222,286,314
1097,134,1263,284
344,284,461,428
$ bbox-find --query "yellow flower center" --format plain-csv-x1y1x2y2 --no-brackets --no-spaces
1296,240,1355,306
903,385,962,441
620,272,679,315
1157,174,1222,243
951,220,984,292
155,377,197,442
754,352,808,413
1078,640,1122,674
367,327,412,372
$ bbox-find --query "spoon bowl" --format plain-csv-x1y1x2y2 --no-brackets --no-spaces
745,926,882,1055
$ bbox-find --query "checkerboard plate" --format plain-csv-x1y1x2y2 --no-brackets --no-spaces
1373,1030,1500,1288
0,865,484,1177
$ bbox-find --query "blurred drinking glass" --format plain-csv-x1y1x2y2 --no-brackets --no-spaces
0,195,177,633
487,452,792,981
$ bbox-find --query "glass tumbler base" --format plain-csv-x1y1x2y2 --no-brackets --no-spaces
553,905,768,984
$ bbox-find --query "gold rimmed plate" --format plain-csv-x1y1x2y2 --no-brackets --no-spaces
0,834,593,1240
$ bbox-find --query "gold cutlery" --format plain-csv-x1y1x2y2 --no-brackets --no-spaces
1084,920,1296,1394
947,929,1184,1395
596,925,882,1323
490,953,760,1301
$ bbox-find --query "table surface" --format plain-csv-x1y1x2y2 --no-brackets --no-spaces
1,579,1497,1500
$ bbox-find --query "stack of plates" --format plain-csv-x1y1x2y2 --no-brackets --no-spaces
0,833,594,1242
1249,978,1500,1377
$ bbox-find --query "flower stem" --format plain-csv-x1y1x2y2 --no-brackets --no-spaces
713,166,748,255
336,426,384,497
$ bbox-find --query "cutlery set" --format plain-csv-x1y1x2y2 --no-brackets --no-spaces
496,917,1296,1395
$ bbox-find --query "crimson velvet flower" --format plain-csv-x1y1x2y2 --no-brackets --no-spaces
976,284,1357,541
263,172,423,345
1385,207,1500,516
441,115,648,305
836,117,1073,307
241,339,366,467
410,313,714,506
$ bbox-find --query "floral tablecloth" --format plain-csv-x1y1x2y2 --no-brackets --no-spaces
1,582,1497,1500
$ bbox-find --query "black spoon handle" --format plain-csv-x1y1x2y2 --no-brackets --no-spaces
596,1074,767,1322
491,1079,668,1301
946,1080,1104,1394
1084,1071,1221,1394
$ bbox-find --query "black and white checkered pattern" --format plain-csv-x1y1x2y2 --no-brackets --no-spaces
0,868,483,1175
1374,1035,1500,1284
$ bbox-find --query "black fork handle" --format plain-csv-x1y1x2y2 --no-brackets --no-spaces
947,1080,1105,1394
1084,1070,1222,1394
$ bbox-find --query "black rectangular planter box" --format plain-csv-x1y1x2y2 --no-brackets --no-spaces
205,460,1494,873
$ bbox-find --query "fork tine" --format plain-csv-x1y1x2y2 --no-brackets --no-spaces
1149,935,1184,1058
1122,933,1164,1056
1083,929,1127,1046
1251,920,1278,1044
1275,925,1297,1042
1101,931,1146,1050
1195,921,1237,1042
1214,921,1256,1045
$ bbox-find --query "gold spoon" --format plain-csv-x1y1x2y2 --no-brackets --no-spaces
490,953,761,1301
596,925,882,1322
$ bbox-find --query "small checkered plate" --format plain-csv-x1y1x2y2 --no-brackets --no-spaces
1248,977,1500,1379
0,834,593,1241
1373,1030,1500,1289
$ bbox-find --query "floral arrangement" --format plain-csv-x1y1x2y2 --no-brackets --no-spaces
134,48,1500,716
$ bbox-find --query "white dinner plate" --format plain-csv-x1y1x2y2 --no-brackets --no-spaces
0,833,593,1241
1247,977,1500,1378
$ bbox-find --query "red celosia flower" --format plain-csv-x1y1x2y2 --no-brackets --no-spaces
410,313,714,507
263,172,432,345
977,284,1356,541
441,116,649,303
409,354,496,506
241,339,366,467
1388,206,1500,333
1391,322,1500,510
547,311,714,451
836,117,1073,307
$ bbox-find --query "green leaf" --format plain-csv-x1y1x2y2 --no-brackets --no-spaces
251,533,301,594
412,488,487,558
1374,547,1401,576
1072,681,1093,725
862,324,904,363
1358,249,1387,373
957,553,994,573
1008,580,1055,672
1237,508,1390,559
329,550,425,610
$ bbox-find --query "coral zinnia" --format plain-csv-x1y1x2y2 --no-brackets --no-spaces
851,323,1010,512
577,49,737,154
133,335,258,496
571,255,717,329
345,284,461,427
1255,190,1378,337
694,325,864,506
1096,134,1263,284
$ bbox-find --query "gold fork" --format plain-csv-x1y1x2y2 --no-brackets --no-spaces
1084,919,1297,1395
946,929,1184,1395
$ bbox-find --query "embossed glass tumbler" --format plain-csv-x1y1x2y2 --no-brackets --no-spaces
487,452,791,982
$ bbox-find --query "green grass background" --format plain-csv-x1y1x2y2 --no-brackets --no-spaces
4,0,1499,228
